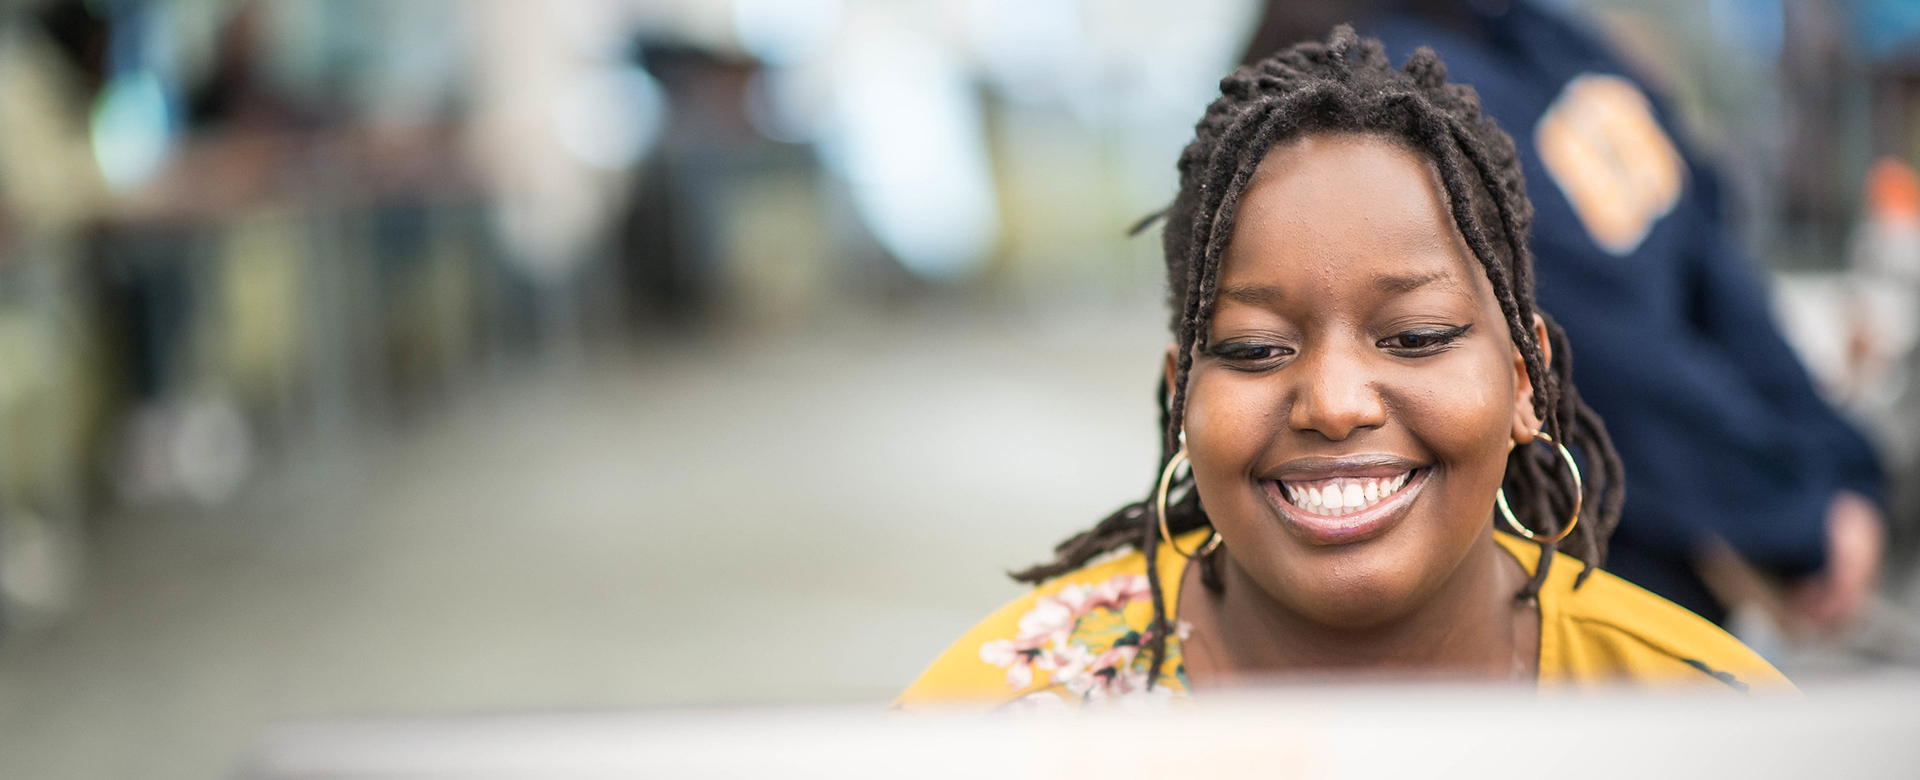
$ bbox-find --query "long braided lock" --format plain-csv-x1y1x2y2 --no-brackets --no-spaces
1010,27,1626,691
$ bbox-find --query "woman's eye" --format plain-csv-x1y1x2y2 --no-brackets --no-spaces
1380,324,1471,353
1210,342,1292,364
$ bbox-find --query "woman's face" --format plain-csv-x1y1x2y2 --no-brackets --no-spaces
1179,133,1542,629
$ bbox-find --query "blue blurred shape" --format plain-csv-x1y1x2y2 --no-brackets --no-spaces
1709,0,1784,64
1857,0,1920,61
90,69,175,193
734,0,844,66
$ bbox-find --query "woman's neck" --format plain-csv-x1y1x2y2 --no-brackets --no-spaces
1178,531,1539,685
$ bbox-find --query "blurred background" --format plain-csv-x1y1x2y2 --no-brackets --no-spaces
2,0,1920,777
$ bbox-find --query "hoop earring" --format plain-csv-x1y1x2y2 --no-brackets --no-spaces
1157,443,1224,558
1495,430,1583,544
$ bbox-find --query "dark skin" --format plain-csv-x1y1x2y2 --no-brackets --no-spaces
1166,133,1550,683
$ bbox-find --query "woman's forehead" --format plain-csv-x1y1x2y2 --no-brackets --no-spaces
1218,133,1490,301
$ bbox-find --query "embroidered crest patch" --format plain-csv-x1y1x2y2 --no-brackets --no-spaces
1534,73,1685,255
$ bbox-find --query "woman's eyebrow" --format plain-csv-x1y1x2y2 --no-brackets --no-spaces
1376,270,1451,295
1219,283,1285,306
1218,272,1456,306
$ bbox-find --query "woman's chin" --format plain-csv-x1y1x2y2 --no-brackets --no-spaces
1275,532,1497,630
1251,544,1439,630
1289,580,1425,630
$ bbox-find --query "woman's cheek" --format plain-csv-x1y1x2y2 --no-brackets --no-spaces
1183,369,1281,472
1183,372,1278,543
1403,358,1511,458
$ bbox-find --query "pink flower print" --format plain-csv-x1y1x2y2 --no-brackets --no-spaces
981,636,1044,689
1065,643,1148,701
979,572,1178,702
980,638,1017,668
1005,658,1034,689
1015,596,1076,647
1051,583,1090,615
1084,574,1151,613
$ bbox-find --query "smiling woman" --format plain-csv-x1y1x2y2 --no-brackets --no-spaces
894,27,1789,709
1180,134,1540,644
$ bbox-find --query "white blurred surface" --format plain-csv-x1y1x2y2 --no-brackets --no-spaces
245,679,1920,779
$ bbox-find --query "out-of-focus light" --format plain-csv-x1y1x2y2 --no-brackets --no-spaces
111,397,254,507
551,65,668,171
734,0,843,65
744,66,820,144
1709,0,1784,64
968,0,1083,104
89,70,175,193
0,511,75,616
172,397,254,507
830,30,998,282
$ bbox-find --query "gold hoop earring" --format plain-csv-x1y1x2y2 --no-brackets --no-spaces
1156,444,1224,558
1495,430,1583,544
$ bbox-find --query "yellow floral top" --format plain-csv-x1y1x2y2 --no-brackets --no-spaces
896,531,1792,709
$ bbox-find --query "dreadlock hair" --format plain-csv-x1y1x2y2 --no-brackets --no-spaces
1010,26,1626,690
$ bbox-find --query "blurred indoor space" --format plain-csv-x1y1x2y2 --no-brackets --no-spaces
2,0,1920,777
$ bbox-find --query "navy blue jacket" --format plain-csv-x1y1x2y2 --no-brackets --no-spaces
1350,2,1885,620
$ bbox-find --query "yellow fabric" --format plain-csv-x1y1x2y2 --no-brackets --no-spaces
896,530,1791,709
1491,532,1791,692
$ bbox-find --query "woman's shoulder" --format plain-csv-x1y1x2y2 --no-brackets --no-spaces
892,545,1186,710
1498,533,1795,693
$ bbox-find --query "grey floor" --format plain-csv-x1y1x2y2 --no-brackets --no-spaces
0,303,1171,780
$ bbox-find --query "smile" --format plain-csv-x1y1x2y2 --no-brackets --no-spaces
1279,472,1411,516
1263,466,1430,545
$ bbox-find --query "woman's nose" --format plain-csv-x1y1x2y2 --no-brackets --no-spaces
1287,346,1388,441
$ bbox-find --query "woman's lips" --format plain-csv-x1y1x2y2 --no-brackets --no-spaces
1263,467,1430,545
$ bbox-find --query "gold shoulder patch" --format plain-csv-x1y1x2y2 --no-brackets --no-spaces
1534,73,1685,255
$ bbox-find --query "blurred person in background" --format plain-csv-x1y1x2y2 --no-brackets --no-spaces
897,29,1787,708
1239,0,1889,639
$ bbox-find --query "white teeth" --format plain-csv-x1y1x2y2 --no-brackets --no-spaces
1280,471,1415,517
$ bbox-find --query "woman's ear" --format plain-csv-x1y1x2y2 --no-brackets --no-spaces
1510,314,1551,445
1163,345,1180,406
